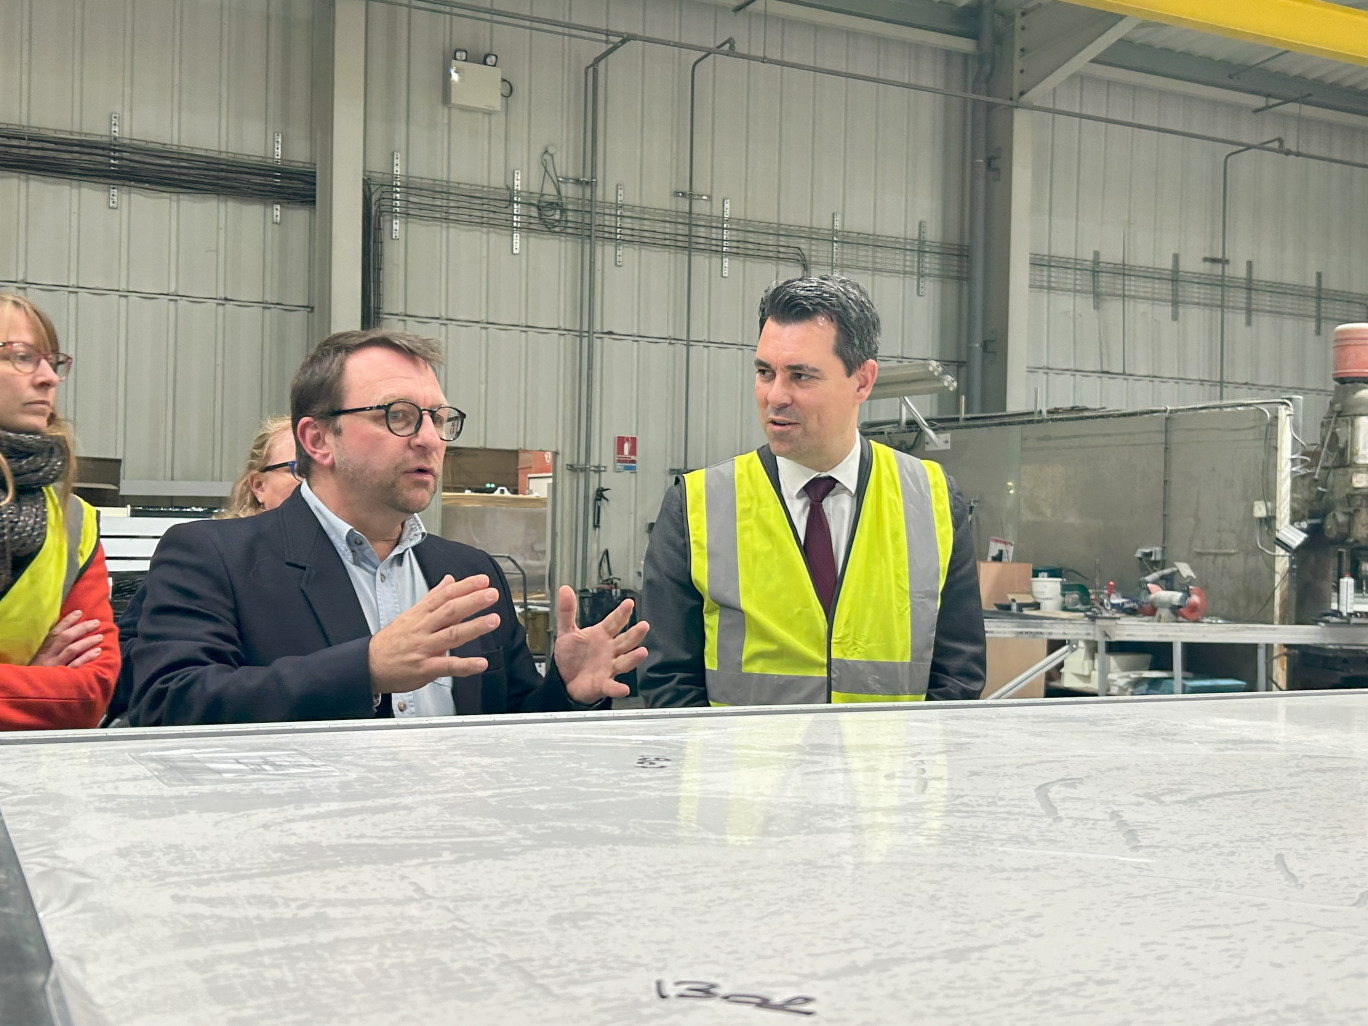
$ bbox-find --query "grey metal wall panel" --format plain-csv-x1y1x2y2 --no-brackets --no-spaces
366,0,970,586
0,0,314,490
1032,74,1368,414
925,405,1283,621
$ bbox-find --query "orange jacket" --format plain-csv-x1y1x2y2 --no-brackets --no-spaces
0,544,119,730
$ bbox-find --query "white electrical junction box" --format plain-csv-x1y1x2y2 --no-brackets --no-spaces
447,60,502,113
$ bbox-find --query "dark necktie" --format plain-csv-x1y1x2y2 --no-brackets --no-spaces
802,476,838,616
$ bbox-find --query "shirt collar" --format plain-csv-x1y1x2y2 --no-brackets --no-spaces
775,434,862,504
299,480,427,570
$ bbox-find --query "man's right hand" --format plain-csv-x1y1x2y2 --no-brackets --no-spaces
367,574,502,694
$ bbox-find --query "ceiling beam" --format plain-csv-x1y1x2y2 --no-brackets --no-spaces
1015,4,1140,102
1094,41,1368,118
1054,0,1368,66
712,0,1368,119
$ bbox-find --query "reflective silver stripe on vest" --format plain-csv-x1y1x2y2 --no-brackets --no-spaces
831,658,923,698
703,461,746,675
706,670,828,706
60,495,85,602
828,450,940,699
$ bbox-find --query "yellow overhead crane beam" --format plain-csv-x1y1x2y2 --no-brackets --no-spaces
1057,0,1368,66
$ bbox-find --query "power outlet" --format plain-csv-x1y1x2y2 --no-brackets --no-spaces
1252,500,1270,519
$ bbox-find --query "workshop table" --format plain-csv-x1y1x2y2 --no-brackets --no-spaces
984,613,1368,695
2,693,1368,1025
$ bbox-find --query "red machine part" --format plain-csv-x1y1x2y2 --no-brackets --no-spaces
1333,323,1368,383
1179,585,1206,622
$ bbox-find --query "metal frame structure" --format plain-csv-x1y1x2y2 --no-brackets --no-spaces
985,614,1368,696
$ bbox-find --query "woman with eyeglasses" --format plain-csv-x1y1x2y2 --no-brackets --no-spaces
103,416,302,725
218,416,302,518
0,293,118,730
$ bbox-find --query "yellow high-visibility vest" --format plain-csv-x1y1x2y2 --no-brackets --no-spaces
0,487,99,665
684,440,953,705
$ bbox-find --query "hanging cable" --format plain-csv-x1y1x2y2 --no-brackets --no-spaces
536,146,568,231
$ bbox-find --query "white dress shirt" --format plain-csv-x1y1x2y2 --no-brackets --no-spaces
774,434,862,574
299,481,455,718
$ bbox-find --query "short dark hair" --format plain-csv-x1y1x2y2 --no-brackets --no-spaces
757,275,880,375
289,329,444,477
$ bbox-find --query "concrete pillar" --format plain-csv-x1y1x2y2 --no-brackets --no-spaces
312,0,366,339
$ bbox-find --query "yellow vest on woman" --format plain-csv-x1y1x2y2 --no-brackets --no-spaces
0,487,99,664
684,439,953,705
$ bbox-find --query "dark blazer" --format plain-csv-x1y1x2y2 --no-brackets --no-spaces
639,437,986,707
125,489,573,726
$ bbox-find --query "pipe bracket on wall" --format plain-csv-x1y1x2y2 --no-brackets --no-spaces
917,220,927,296
721,197,730,278
614,184,624,266
272,132,282,225
512,168,521,255
108,113,119,209
1315,270,1324,335
1170,253,1179,321
391,152,401,241
831,213,841,274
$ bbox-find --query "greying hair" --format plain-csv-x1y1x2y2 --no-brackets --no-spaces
289,329,444,478
756,275,880,375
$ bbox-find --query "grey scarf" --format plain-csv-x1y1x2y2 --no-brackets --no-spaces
0,430,67,594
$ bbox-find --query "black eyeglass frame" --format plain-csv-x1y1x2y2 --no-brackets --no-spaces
0,340,74,380
324,400,466,442
260,460,301,481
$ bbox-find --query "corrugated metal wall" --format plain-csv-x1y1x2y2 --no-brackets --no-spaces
0,0,314,487
5,0,1368,584
366,0,971,586
1030,72,1368,428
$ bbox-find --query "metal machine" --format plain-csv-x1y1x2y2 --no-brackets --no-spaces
1291,323,1368,622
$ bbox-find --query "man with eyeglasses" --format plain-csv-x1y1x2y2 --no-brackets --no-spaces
124,329,649,725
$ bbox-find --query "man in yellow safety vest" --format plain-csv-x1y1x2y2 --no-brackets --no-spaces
640,275,984,707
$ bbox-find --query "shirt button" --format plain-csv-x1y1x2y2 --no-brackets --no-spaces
379,572,386,582
397,700,407,712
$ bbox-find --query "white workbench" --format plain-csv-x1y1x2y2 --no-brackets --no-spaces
984,613,1368,694
2,693,1367,1025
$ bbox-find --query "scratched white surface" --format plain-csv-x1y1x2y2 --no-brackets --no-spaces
2,693,1368,1025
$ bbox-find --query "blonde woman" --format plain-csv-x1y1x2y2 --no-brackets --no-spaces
219,416,300,518
0,294,117,729
105,417,299,724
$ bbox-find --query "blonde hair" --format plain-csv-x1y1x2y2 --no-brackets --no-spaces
218,416,293,519
0,294,77,507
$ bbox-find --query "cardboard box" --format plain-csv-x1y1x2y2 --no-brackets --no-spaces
983,638,1047,699
977,561,1044,699
977,561,1034,610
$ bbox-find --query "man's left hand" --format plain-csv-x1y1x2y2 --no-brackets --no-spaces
552,585,650,705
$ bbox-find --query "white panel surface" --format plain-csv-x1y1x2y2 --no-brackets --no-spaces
1030,73,1368,416
2,693,1368,1024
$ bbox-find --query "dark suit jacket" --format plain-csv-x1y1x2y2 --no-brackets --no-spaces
125,489,573,726
639,438,986,706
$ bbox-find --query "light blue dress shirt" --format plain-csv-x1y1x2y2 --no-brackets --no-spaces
299,481,455,718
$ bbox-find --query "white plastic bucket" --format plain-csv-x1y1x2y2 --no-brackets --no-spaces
1030,576,1062,611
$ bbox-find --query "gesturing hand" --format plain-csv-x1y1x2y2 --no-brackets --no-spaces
368,574,502,694
552,585,650,705
30,610,104,669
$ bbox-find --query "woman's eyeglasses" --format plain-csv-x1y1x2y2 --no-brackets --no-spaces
0,341,73,380
260,460,302,481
